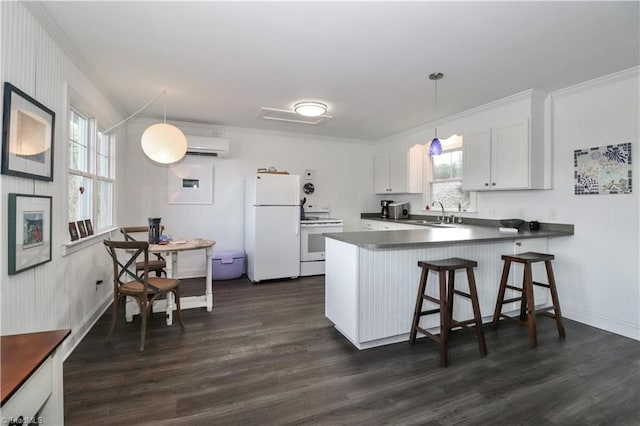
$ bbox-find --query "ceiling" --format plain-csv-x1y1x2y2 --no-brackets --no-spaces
31,1,639,142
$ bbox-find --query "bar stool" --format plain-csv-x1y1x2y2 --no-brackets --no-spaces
491,252,566,347
410,258,487,367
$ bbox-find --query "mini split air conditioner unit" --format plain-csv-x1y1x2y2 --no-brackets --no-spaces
186,135,230,158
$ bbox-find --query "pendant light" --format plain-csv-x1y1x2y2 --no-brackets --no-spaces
141,93,187,164
429,72,444,156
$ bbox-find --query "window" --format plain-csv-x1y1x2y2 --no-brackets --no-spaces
68,108,114,235
429,135,472,211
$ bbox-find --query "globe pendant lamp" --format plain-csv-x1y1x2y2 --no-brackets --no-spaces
141,95,187,164
428,72,444,156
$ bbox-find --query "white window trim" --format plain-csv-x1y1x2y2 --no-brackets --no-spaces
426,146,478,213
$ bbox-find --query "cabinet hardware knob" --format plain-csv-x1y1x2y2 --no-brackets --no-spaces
492,182,496,186
484,183,489,186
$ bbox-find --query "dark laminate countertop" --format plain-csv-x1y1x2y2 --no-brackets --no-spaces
326,222,574,249
1,329,70,405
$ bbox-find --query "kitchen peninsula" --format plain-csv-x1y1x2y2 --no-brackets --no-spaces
324,220,573,349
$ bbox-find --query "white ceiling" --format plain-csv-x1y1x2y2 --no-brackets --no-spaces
33,1,639,141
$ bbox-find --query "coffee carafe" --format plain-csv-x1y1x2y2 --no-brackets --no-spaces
380,200,394,218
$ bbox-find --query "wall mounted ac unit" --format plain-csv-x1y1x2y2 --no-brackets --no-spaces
186,135,230,158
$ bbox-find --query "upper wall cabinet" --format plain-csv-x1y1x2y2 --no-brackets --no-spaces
461,90,548,191
374,145,423,194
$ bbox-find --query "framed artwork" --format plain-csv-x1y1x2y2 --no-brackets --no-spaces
85,219,94,236
8,194,52,275
69,222,79,241
1,82,55,181
167,157,214,204
77,220,87,238
574,142,632,195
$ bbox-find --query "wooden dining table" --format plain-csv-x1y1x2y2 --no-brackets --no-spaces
125,238,216,325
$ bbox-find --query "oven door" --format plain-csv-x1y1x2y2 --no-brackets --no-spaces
300,224,343,262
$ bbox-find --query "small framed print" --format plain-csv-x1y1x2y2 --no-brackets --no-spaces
69,222,79,241
77,220,87,238
85,219,94,236
8,193,52,275
2,82,55,181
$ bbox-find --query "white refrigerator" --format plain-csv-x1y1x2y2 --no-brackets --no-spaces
245,173,301,282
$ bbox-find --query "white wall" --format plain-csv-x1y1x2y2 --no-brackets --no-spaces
376,68,640,339
123,119,377,277
0,2,124,353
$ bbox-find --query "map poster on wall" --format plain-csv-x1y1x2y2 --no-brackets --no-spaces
574,142,632,195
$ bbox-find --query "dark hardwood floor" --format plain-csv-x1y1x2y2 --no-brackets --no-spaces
64,276,640,425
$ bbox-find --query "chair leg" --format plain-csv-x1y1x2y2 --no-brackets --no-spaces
523,264,537,348
438,271,449,368
545,260,566,339
139,299,149,352
466,267,487,356
106,295,121,343
173,288,185,330
492,260,511,329
410,266,428,345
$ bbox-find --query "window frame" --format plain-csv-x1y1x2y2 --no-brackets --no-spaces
67,105,115,238
427,136,476,213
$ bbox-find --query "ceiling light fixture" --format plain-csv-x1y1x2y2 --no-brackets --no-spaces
102,90,187,164
294,101,327,117
141,93,187,164
428,72,444,156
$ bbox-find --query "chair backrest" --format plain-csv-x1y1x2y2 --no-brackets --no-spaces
121,226,165,242
104,240,157,294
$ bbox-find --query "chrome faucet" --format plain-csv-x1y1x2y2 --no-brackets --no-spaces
432,201,445,222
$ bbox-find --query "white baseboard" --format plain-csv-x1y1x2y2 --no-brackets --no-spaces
563,307,639,341
60,292,113,361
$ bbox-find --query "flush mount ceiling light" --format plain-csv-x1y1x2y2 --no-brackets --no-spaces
294,101,327,117
428,72,444,156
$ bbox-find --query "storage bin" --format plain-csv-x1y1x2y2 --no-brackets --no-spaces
212,250,245,280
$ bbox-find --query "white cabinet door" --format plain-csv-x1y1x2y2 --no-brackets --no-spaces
462,129,492,191
377,222,398,231
374,146,423,194
361,219,378,231
388,151,408,193
492,119,530,190
462,118,531,191
374,153,391,193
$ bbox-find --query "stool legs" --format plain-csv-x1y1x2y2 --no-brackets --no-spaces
523,263,537,348
410,266,429,345
466,267,487,356
545,260,566,338
411,261,486,367
492,253,566,348
439,270,449,367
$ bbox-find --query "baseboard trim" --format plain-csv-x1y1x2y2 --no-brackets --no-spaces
60,292,113,361
563,307,639,341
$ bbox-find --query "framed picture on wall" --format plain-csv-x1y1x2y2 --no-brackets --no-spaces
1,82,55,181
8,193,52,275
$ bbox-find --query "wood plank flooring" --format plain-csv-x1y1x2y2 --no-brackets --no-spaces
64,276,640,425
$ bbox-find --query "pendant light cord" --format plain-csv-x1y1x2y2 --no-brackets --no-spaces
434,78,438,138
103,90,167,134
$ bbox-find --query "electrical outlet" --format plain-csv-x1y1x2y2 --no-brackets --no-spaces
517,209,525,219
489,208,496,218
304,169,314,180
547,208,557,221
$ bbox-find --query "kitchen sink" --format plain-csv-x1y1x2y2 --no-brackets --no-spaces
404,220,456,228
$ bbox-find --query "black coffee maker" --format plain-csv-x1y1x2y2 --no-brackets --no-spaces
380,200,394,218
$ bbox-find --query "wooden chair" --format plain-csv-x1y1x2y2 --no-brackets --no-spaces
120,226,167,278
104,240,184,351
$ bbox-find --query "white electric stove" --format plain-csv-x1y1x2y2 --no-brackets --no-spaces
300,205,343,276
